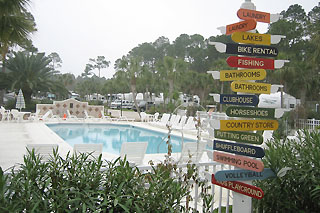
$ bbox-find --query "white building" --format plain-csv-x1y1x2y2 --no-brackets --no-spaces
258,92,300,109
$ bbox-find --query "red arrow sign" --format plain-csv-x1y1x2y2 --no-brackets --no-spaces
227,56,274,69
226,19,257,35
211,174,264,199
237,8,271,23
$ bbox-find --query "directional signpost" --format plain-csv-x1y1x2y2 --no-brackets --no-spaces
215,168,276,181
223,19,257,35
226,106,275,119
214,130,263,145
211,94,259,106
209,69,266,81
231,31,285,45
237,8,282,23
216,119,279,131
227,56,288,70
231,81,281,94
213,140,265,158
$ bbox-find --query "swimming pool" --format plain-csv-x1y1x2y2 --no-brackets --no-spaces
47,123,196,154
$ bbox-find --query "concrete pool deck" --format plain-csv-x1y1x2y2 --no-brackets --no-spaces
0,119,211,171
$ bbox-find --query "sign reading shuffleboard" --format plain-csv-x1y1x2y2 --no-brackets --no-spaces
213,151,264,172
214,130,263,145
219,94,259,106
215,168,276,181
213,140,265,158
212,174,264,199
218,119,279,131
226,106,275,119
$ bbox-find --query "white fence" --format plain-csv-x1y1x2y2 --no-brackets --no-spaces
295,119,320,130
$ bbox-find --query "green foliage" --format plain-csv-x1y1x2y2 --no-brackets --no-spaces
253,130,320,212
0,149,212,212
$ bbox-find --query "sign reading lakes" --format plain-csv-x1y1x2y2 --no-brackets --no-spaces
231,81,272,94
213,151,264,172
212,174,264,199
237,8,271,23
214,130,263,145
213,140,265,158
219,94,259,106
226,106,275,119
219,119,279,131
226,19,257,35
225,43,278,57
227,56,275,69
232,31,271,45
215,168,276,182
220,69,266,81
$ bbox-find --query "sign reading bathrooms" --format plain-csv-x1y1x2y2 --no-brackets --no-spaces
214,140,265,158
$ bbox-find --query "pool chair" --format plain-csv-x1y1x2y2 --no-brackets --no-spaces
170,114,181,127
153,112,160,122
26,144,58,161
0,106,10,121
120,142,148,165
84,110,97,121
100,110,113,121
67,110,79,121
114,110,135,122
178,141,207,164
140,112,148,122
73,144,103,160
172,115,187,129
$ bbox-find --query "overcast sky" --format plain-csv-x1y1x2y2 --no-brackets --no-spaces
30,0,319,79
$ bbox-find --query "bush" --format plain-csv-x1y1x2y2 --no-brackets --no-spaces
0,149,211,212
253,130,320,212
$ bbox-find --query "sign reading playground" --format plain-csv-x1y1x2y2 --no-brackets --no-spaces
226,106,275,119
218,119,279,131
211,174,264,199
219,94,259,106
213,140,265,158
214,130,263,145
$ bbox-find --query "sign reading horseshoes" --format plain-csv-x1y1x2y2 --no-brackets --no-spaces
226,106,275,119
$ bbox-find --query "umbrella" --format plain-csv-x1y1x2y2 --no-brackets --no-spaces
16,89,26,111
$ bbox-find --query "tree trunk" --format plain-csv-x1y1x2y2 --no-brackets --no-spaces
130,77,140,116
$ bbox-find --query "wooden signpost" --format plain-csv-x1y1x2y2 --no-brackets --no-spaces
226,106,275,119
212,174,264,199
213,140,265,158
213,151,264,172
225,19,257,35
216,119,279,131
215,168,276,181
214,130,263,145
237,8,282,23
231,31,285,45
209,69,266,81
216,94,259,106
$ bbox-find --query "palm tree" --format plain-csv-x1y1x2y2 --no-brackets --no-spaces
6,51,65,104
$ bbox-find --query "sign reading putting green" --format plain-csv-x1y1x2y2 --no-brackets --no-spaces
214,168,276,181
226,106,275,119
214,130,263,145
214,140,265,158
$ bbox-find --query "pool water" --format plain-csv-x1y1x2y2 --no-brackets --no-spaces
47,123,196,154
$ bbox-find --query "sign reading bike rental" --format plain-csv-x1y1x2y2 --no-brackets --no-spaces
219,94,259,106
214,130,263,145
226,106,275,119
217,119,279,131
226,43,278,57
220,69,266,81
211,174,264,199
213,140,265,158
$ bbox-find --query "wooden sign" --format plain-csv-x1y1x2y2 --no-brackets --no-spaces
226,43,278,57
225,19,257,35
237,8,282,23
231,81,273,94
214,151,264,172
219,94,259,106
231,32,285,45
215,168,276,181
218,119,279,131
213,140,265,158
211,174,264,199
227,56,274,69
226,106,275,119
214,130,263,145
219,69,266,81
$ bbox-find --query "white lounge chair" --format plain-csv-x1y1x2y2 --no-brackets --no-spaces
120,142,148,165
26,144,58,161
170,115,181,127
153,112,160,122
84,110,97,121
100,110,113,121
178,141,207,164
172,115,187,129
0,106,10,121
140,112,148,122
39,110,53,121
73,144,103,159
114,110,135,122
67,110,79,120
10,109,20,122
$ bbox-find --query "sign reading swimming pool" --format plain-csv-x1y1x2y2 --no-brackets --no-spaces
213,140,265,158
212,174,264,199
215,168,276,181
214,130,263,145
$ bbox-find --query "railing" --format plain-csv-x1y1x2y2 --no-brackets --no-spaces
295,118,320,130
137,161,233,213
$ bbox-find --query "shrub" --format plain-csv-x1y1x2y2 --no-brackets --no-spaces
253,130,320,212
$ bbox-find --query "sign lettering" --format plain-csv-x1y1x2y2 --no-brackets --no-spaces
226,19,257,35
214,151,264,172
232,32,271,45
214,140,265,158
231,81,272,94
227,56,275,69
237,8,271,23
212,174,264,199
219,119,279,131
220,94,259,106
226,43,278,57
226,106,275,119
214,130,263,145
220,69,266,81
215,168,276,181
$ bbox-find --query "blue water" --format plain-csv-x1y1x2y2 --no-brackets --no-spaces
47,123,196,154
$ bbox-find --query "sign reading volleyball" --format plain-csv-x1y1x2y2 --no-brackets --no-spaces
213,140,265,158
226,106,275,119
214,130,263,145
215,168,276,181
211,174,264,199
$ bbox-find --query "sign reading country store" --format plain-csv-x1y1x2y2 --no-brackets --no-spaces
218,119,279,131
